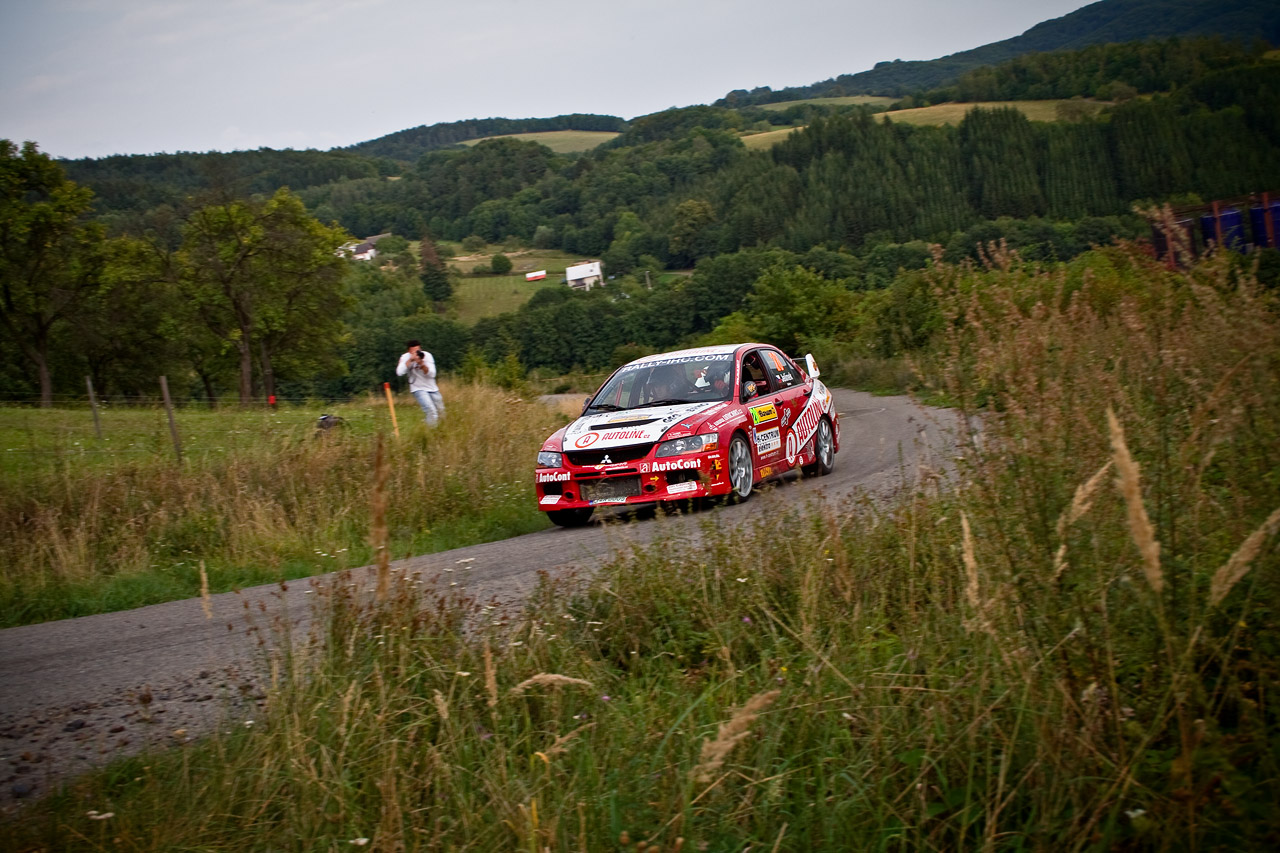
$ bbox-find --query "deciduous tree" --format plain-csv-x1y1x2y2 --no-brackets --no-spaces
173,189,350,404
0,141,105,405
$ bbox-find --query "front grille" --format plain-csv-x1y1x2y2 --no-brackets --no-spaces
581,476,641,503
566,443,654,466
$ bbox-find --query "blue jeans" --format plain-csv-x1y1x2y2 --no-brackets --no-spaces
412,390,444,426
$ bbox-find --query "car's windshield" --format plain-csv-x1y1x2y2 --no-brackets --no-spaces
588,356,734,411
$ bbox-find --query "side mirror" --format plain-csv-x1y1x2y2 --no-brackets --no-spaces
741,380,759,402
581,397,592,414
804,353,821,379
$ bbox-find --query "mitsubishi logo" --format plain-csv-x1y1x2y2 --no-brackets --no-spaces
601,454,612,464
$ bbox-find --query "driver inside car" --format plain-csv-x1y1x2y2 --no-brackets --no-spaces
643,365,691,403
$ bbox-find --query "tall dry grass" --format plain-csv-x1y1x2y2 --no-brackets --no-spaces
0,380,569,626
9,239,1279,850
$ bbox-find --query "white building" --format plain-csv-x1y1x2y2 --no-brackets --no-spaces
565,260,603,291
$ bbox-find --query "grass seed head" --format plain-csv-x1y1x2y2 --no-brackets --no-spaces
509,673,593,695
1107,408,1163,595
1210,506,1280,607
692,690,781,784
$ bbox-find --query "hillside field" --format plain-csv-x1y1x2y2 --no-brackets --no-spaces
884,98,1109,125
739,98,1111,148
446,250,587,323
457,129,620,153
757,94,898,110
740,126,807,149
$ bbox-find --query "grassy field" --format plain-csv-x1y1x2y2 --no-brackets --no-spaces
448,250,586,323
740,126,808,150
739,100,1111,149
0,381,573,627
756,95,898,110
9,240,1278,850
458,130,620,153
884,98,1108,126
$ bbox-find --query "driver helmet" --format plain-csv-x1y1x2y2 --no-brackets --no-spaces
649,364,684,395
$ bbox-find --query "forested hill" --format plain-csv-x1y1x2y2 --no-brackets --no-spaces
343,114,627,163
716,0,1280,104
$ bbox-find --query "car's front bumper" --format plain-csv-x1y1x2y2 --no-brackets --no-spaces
535,449,729,511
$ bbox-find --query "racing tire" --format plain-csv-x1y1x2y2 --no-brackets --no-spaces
727,434,754,503
801,416,836,477
547,507,594,527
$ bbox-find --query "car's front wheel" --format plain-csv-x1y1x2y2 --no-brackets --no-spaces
727,434,754,502
547,507,593,527
802,416,835,477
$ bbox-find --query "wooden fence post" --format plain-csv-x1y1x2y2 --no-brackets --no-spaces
383,382,400,439
85,375,102,440
159,376,183,464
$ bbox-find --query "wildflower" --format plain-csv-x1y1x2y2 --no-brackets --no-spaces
601,695,611,702
244,720,255,727
736,577,748,583
456,671,471,677
87,811,115,820
349,839,370,846
742,616,752,624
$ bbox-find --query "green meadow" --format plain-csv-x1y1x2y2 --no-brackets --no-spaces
0,383,571,627
447,250,590,323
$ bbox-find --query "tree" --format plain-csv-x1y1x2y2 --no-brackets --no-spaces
419,234,452,303
0,141,105,406
489,252,513,275
173,188,350,404
668,199,717,266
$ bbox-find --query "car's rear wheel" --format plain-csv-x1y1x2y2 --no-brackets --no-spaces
727,434,754,502
547,507,593,527
802,416,835,477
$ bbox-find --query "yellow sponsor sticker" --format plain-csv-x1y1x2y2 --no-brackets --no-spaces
749,403,777,425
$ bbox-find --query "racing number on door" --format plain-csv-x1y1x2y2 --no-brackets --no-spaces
760,349,807,467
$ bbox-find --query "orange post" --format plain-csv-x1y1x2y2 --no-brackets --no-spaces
1266,192,1276,249
383,382,400,438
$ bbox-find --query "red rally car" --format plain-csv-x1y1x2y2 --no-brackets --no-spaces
535,343,840,527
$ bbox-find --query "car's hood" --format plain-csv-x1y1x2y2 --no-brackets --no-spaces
561,401,727,451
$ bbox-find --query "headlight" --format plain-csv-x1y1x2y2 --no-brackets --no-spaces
536,451,563,468
655,433,718,457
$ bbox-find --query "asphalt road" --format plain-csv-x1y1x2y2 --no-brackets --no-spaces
0,389,960,810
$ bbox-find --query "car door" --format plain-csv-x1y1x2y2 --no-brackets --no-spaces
758,348,809,471
740,349,786,474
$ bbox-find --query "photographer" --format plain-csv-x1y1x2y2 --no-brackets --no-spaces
395,340,444,427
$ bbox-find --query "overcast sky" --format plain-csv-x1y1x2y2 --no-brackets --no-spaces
1,0,1093,160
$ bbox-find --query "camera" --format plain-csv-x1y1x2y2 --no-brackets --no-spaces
415,350,425,358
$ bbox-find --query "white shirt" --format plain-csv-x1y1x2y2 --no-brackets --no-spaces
396,350,438,392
